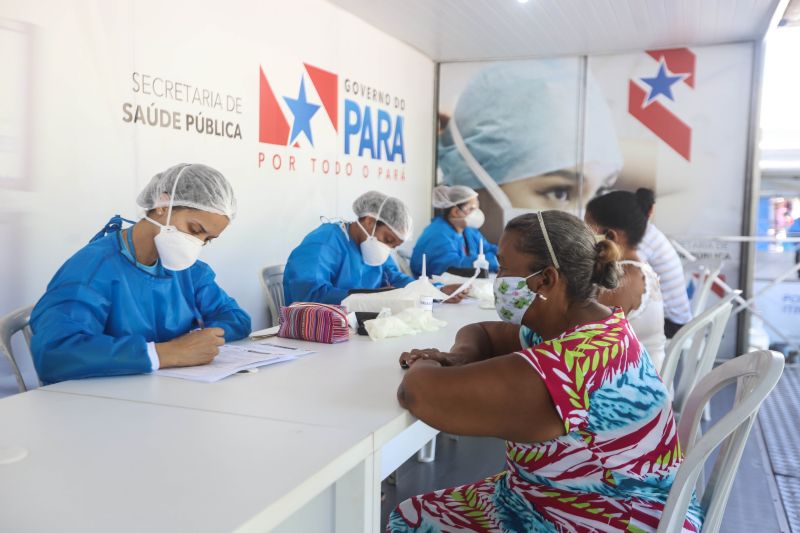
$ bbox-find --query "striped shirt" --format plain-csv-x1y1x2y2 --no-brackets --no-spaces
637,223,693,325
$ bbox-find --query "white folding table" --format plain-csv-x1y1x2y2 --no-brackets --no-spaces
25,302,495,530
0,390,373,532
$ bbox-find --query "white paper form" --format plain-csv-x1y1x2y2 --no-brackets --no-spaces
155,344,304,383
251,341,316,357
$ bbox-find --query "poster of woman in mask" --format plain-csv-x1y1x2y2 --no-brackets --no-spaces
438,45,755,357
437,46,752,248
437,58,626,242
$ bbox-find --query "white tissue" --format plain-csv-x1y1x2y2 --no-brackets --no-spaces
342,277,449,314
363,308,448,340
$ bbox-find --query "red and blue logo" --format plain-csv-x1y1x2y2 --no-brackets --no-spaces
259,63,405,163
628,48,695,161
259,63,337,148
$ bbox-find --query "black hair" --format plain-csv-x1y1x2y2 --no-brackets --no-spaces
505,211,622,301
635,188,656,215
146,206,189,217
434,202,471,220
585,188,655,247
356,216,386,229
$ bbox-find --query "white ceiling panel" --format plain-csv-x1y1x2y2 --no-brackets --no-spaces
327,0,780,61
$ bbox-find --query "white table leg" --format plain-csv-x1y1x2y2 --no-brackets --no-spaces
416,436,436,463
380,421,439,479
370,450,382,532
334,453,379,533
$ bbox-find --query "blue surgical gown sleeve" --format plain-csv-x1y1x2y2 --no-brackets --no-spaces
411,219,476,275
382,255,414,288
31,278,152,385
431,240,477,273
192,262,251,341
284,229,351,305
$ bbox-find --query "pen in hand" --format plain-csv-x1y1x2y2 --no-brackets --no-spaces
193,310,206,330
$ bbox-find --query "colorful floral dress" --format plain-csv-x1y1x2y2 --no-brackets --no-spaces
388,309,703,532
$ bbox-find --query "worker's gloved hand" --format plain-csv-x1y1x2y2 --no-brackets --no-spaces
156,327,225,368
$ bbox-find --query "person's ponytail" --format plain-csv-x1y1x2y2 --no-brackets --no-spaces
635,188,655,217
591,239,623,289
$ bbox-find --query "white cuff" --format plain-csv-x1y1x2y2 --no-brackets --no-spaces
146,342,160,371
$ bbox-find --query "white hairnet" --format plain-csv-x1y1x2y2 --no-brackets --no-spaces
352,190,413,241
438,59,623,189
432,185,478,209
136,163,237,219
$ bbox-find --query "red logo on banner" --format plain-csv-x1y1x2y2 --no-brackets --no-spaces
259,63,338,146
628,48,695,161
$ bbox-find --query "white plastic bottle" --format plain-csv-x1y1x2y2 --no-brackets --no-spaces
472,240,490,273
417,254,434,311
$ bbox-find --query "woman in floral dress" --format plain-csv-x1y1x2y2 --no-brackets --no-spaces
391,211,702,533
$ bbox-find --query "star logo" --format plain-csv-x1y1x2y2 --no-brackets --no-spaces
627,48,696,161
283,77,320,146
639,60,688,105
259,63,337,148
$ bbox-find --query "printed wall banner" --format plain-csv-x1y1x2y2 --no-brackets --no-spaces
0,0,435,351
438,43,754,353
255,59,409,183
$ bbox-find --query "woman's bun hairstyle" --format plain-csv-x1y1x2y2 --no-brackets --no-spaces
591,239,623,289
635,188,656,216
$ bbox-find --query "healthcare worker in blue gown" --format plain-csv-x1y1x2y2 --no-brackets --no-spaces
30,163,252,384
411,185,498,277
284,191,465,305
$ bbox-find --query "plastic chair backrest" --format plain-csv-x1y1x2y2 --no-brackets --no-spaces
392,250,414,277
260,265,286,327
691,264,722,316
657,350,784,533
661,291,738,415
0,305,35,392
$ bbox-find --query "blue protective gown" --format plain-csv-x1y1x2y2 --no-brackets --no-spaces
283,222,414,305
30,216,251,384
410,216,498,277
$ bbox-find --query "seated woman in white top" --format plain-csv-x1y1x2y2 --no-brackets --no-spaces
585,190,667,371
636,188,693,337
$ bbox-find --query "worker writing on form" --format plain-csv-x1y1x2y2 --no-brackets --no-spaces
30,163,251,384
284,190,466,305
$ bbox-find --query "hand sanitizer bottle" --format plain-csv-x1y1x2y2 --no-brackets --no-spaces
417,254,434,311
472,240,490,277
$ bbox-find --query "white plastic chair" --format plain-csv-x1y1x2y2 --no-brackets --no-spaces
691,265,722,316
259,265,286,328
657,350,784,533
0,305,35,392
661,291,739,417
393,249,414,278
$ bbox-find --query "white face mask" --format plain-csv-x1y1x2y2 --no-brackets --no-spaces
463,208,485,229
144,169,205,271
145,218,204,271
357,220,392,266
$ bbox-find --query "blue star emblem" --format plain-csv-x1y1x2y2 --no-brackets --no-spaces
640,61,687,105
283,77,320,146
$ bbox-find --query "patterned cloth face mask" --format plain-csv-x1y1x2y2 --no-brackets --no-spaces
493,211,561,325
493,271,544,324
